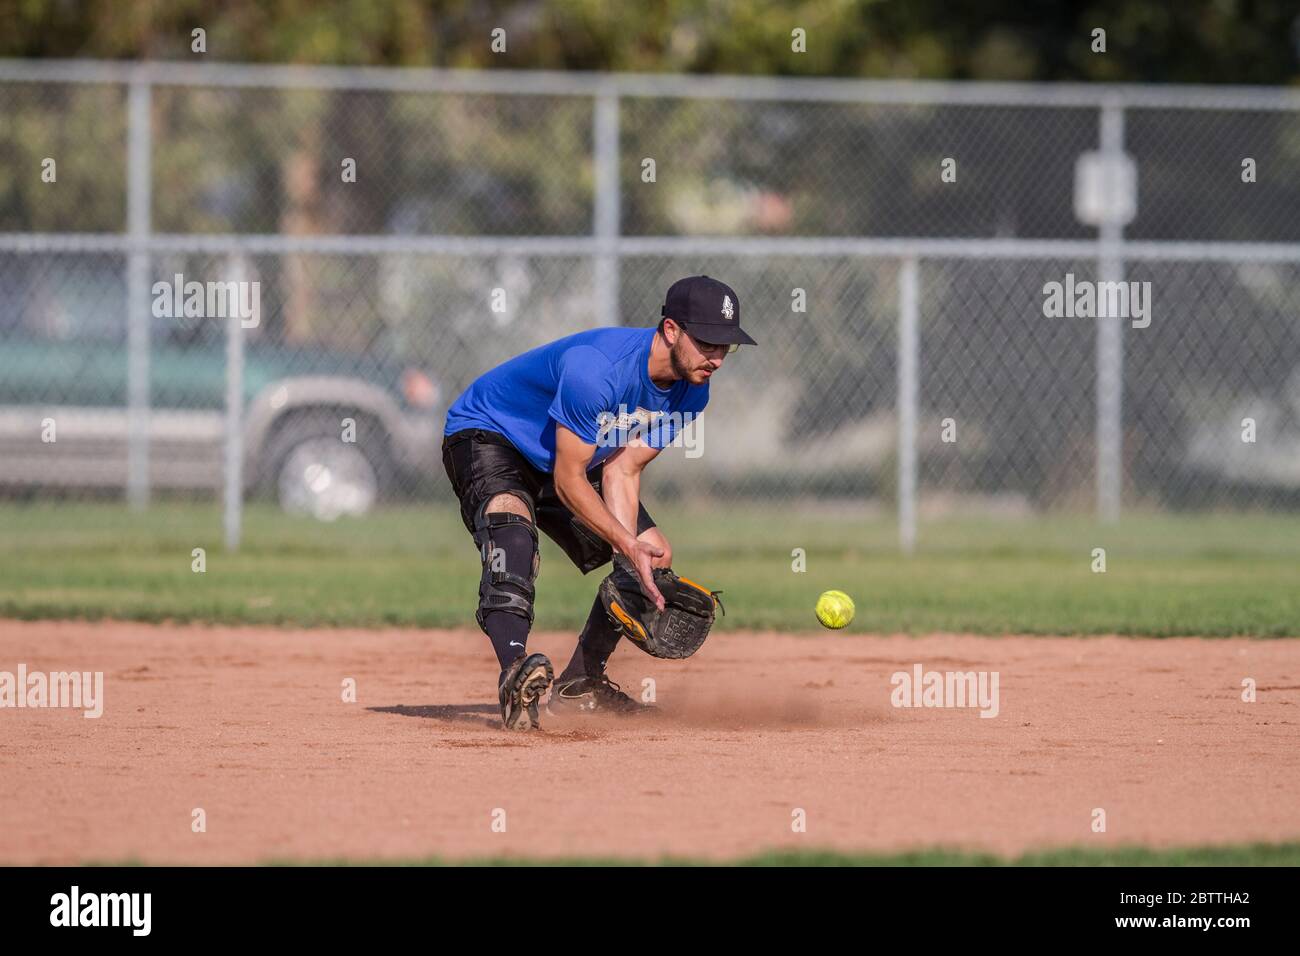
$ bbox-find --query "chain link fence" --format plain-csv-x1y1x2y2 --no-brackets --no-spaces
3,61,1300,549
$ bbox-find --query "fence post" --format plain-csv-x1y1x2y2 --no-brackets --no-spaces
1096,99,1126,523
224,256,247,552
126,72,152,509
897,257,920,555
593,88,620,323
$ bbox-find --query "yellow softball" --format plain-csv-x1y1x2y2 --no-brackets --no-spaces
815,589,855,629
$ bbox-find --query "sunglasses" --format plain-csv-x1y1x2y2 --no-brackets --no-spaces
683,328,739,355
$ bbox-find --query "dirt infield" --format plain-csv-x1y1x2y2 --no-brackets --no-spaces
2,619,1298,864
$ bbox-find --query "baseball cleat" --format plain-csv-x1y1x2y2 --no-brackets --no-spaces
547,673,653,716
498,652,554,731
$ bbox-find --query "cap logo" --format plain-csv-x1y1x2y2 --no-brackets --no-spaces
720,295,734,322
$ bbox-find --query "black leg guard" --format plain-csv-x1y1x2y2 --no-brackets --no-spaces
472,509,540,633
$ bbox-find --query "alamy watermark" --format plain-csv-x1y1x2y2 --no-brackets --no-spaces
0,664,104,718
1042,273,1151,329
151,272,260,328
50,886,150,936
890,664,999,718
595,404,703,458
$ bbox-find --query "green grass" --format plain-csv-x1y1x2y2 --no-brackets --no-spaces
2,502,1299,636
271,841,1300,866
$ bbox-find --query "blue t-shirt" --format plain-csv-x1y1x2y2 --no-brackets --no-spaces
444,327,708,473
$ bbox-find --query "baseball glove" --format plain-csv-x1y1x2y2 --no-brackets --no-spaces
598,556,724,659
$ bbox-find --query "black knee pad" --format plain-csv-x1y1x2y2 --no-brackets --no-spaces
472,509,540,633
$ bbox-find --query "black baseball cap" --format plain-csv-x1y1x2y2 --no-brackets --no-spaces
660,275,757,347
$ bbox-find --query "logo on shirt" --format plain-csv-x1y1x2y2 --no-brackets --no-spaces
720,295,735,322
599,406,663,433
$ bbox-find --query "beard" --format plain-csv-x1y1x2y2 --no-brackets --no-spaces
669,339,697,381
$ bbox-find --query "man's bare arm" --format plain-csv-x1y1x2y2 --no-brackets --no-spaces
600,440,660,536
553,425,665,609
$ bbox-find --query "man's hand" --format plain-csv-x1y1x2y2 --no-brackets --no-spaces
622,538,666,611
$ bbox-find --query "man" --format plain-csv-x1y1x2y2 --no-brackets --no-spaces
441,275,756,730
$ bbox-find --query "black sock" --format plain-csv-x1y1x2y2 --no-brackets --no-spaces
482,523,536,671
560,594,621,682
485,611,530,672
